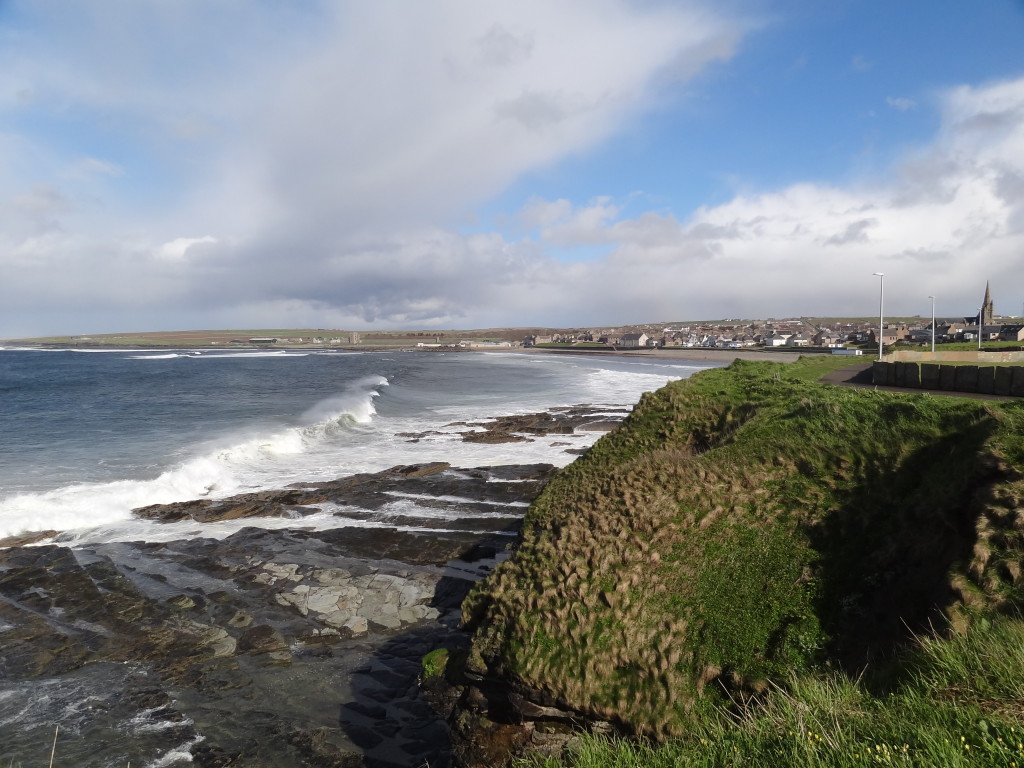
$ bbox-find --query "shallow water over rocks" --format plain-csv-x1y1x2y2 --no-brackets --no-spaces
0,462,556,767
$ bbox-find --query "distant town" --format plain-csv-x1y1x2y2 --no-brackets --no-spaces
13,315,1024,352
522,313,1024,351
10,284,1023,352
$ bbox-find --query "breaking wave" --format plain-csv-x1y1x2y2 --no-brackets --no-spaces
0,376,388,540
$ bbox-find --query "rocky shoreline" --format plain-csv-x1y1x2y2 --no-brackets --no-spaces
0,463,549,767
0,407,624,767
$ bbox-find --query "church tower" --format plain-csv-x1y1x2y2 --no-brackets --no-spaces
981,281,994,327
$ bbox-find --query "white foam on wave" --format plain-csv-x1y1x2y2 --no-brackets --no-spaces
383,491,529,508
579,365,702,405
0,355,718,545
311,502,519,534
126,352,195,360
48,509,324,546
374,498,524,520
125,707,195,735
0,376,389,541
128,350,313,359
199,350,308,358
0,346,61,352
144,737,205,768
70,348,140,353
0,347,160,353
48,505,495,547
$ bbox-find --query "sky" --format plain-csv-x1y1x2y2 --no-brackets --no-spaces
1,0,1023,337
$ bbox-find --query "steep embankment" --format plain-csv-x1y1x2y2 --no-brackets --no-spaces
461,358,1024,740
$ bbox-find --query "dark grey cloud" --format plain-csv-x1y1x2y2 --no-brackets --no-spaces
494,90,590,133
477,25,535,68
824,218,876,246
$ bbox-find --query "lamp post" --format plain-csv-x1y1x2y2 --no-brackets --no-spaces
978,308,983,351
928,295,935,354
873,272,884,360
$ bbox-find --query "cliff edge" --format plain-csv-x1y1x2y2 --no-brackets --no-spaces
454,358,1024,760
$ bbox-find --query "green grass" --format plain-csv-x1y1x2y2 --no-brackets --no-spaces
520,615,1024,767
463,357,1024,739
791,355,869,380
937,341,1024,351
421,648,450,681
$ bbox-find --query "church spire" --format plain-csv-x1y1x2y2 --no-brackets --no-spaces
981,281,994,327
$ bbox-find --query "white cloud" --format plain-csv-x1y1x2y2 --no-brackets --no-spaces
0,184,71,237
476,24,535,68
2,3,1022,336
851,54,872,72
158,236,218,261
63,157,123,180
0,1,743,335
510,77,1024,320
518,197,621,245
886,96,916,111
228,0,740,238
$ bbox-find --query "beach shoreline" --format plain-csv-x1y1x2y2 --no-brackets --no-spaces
3,340,806,364
508,345,804,363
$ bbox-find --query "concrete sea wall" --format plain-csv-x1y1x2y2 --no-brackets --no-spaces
872,360,1024,396
886,349,1024,363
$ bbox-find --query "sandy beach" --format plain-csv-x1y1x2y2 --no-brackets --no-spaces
511,345,805,364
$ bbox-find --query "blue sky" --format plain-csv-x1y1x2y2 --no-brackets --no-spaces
1,0,1023,335
491,1,1022,227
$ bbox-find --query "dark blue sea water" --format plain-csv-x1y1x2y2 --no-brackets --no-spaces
0,348,717,543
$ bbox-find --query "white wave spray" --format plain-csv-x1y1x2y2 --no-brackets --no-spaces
0,376,388,540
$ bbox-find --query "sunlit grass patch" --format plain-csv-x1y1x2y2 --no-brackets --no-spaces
519,616,1024,767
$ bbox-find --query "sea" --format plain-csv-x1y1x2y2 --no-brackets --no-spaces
0,346,722,767
0,347,721,545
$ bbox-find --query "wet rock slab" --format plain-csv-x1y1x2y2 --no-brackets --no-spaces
0,463,555,768
447,406,628,444
133,461,554,525
397,405,627,444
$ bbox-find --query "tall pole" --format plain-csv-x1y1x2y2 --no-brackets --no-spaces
873,272,884,360
928,295,935,354
978,308,983,351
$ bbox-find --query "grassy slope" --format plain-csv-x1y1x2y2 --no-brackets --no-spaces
524,617,1024,767
463,358,1024,742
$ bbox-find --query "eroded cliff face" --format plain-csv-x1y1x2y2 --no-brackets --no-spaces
448,360,1024,765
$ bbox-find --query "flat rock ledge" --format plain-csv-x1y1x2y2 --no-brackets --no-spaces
399,405,628,445
263,561,441,635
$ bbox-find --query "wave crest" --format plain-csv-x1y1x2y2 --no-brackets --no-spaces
0,375,390,540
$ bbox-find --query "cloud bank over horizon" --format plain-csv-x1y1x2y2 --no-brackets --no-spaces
1,1,1023,336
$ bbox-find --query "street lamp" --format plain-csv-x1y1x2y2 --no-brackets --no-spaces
978,308,983,351
928,295,935,354
873,272,884,360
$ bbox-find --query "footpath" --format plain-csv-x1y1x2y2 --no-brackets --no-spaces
822,362,1017,402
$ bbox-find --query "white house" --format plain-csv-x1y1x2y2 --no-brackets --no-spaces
621,333,650,348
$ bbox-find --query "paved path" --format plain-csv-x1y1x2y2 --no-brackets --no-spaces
821,362,1017,402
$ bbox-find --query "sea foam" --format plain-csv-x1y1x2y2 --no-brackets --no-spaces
0,376,388,541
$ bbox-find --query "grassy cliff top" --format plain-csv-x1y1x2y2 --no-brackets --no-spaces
463,357,1024,738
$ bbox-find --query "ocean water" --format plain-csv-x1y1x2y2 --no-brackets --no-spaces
0,348,720,545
